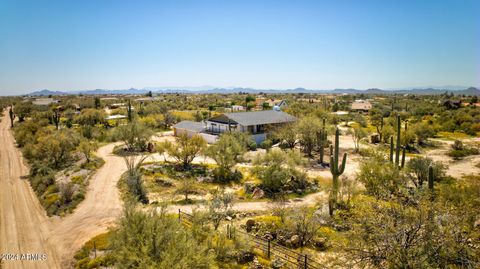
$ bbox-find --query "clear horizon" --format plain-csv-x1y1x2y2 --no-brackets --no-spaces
1,0,479,95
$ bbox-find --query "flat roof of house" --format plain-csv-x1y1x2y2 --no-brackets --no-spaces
211,110,296,126
173,121,206,132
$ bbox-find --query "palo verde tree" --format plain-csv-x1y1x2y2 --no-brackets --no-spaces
13,101,32,122
114,121,153,152
297,116,322,157
349,125,367,153
329,128,347,216
158,133,206,170
405,156,446,189
271,122,297,149
77,138,98,163
316,118,328,165
205,132,248,182
369,108,384,141
253,148,307,194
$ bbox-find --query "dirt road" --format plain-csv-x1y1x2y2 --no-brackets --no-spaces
0,112,60,269
0,110,125,268
48,143,125,267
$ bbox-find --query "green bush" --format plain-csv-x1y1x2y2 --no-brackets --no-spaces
260,139,272,149
448,148,479,159
213,168,242,183
248,141,257,151
71,175,84,185
76,257,90,269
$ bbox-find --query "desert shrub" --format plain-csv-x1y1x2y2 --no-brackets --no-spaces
213,168,242,183
260,139,273,149
111,205,215,268
248,141,257,151
447,140,479,159
406,156,447,187
357,154,406,200
253,149,307,194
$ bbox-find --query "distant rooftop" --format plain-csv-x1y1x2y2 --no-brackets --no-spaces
173,121,206,132
211,110,296,126
32,98,59,106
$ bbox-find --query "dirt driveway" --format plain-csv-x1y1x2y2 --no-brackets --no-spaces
0,110,126,268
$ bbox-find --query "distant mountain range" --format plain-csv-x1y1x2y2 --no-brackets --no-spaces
27,86,480,96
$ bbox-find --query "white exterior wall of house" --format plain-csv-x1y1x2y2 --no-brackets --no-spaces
200,133,219,144
206,121,233,133
205,121,267,144
174,127,198,138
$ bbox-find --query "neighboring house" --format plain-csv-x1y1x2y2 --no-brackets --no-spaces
350,100,372,112
173,110,296,144
255,99,288,110
32,98,60,106
231,105,245,111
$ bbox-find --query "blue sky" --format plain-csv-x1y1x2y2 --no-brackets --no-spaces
0,0,478,94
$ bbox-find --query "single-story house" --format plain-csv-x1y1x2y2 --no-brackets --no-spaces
350,100,372,113
173,110,296,144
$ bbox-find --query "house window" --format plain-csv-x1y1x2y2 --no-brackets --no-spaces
257,124,265,133
247,126,254,133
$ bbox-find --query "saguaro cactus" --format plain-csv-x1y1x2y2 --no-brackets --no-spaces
428,165,434,191
52,108,60,130
127,99,133,122
389,115,405,169
9,107,15,128
317,118,328,165
329,128,347,216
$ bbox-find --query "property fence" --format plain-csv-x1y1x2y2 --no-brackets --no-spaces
178,209,325,269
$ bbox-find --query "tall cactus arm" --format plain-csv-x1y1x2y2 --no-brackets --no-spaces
339,153,347,174
329,154,336,174
401,146,406,168
428,165,434,190
395,115,401,165
390,136,394,162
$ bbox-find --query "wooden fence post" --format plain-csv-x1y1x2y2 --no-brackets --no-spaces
93,241,97,259
304,254,307,269
178,209,181,220
227,224,230,239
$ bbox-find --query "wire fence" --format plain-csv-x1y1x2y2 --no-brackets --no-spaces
178,209,325,269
